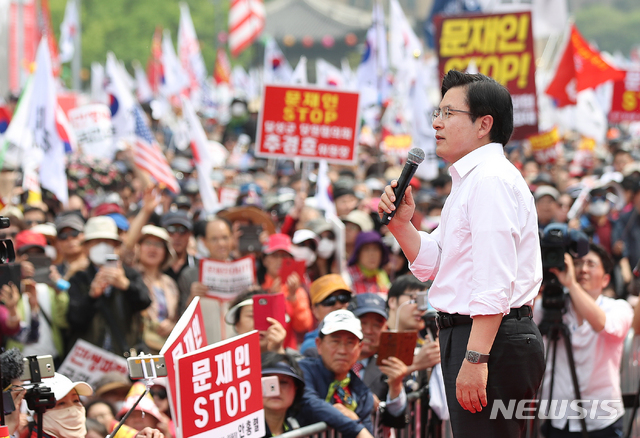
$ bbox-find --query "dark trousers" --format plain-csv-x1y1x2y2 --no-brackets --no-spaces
439,315,545,438
541,418,624,438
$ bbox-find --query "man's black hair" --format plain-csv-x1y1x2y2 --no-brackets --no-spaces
228,288,263,326
1,348,24,389
387,274,431,304
587,243,614,276
441,70,514,146
261,352,305,411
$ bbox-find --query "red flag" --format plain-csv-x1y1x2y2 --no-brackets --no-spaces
214,48,231,84
147,27,163,93
39,0,61,77
546,24,625,107
228,0,265,57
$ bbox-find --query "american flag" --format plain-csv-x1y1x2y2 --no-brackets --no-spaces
133,106,180,193
228,0,265,58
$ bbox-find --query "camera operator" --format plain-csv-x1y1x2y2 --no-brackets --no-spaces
536,243,633,436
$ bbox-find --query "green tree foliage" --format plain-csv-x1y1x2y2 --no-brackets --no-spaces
48,0,231,73
575,2,640,56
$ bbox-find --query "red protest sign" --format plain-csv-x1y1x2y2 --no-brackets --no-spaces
434,11,538,140
176,331,264,438
160,297,207,429
609,70,640,123
256,84,360,165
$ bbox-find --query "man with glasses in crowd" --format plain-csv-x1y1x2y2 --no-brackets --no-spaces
160,211,197,284
301,274,353,355
379,71,544,437
51,213,88,285
23,205,47,228
299,309,375,438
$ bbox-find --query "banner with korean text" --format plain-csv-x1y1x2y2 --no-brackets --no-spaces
176,331,263,438
57,339,128,388
160,297,207,430
528,127,560,164
609,70,640,123
256,84,360,165
199,255,256,300
434,11,538,140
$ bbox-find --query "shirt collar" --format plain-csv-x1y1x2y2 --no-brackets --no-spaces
450,142,504,181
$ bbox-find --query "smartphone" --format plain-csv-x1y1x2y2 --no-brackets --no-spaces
238,224,263,253
261,376,280,398
252,293,286,331
416,290,429,311
0,263,21,290
105,254,119,268
28,254,53,285
21,355,55,381
3,391,15,414
279,259,306,284
127,355,168,380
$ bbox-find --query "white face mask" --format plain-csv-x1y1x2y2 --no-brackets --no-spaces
295,246,317,267
89,242,115,266
317,238,335,259
45,245,57,260
588,200,610,217
43,405,86,438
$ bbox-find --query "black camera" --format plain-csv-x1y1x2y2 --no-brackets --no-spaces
538,223,589,335
0,215,15,264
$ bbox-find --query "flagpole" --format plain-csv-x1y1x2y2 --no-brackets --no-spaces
71,0,81,90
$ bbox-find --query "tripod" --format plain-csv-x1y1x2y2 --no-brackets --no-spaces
536,304,589,438
22,357,56,438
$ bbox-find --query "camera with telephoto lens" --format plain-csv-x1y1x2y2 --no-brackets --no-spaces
538,223,589,335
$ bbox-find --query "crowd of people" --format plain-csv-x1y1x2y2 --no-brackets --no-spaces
3,74,640,438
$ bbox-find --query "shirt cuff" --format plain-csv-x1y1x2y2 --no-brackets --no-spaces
385,387,407,417
407,232,440,281
469,289,510,317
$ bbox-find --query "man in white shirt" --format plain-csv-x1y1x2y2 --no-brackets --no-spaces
378,70,544,437
537,243,632,437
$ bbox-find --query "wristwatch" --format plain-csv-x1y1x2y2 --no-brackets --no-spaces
465,350,490,364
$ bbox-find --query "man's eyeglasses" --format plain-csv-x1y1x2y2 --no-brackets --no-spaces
0,232,17,240
25,220,45,227
318,293,351,307
58,229,81,240
431,106,473,122
166,225,189,235
150,387,167,400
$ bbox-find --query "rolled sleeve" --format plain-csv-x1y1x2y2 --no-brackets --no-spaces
408,228,442,282
385,387,407,417
469,177,522,317
603,299,633,339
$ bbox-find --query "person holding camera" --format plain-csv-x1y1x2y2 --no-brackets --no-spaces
536,243,633,436
378,71,544,438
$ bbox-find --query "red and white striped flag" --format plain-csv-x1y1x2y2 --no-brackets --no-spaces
133,106,180,194
228,0,265,58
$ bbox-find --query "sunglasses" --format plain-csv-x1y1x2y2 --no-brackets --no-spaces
58,229,81,240
318,293,351,307
25,220,45,226
0,232,17,239
150,388,167,400
166,225,189,235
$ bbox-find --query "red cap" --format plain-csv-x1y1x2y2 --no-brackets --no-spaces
409,177,421,191
93,203,123,216
15,230,47,253
263,233,293,255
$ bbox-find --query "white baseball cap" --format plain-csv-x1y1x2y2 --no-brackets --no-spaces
46,373,93,401
320,310,363,340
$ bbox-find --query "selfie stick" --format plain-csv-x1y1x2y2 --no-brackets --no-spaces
108,356,158,438
395,299,416,331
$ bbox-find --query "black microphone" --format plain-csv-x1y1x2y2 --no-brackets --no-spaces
382,148,425,225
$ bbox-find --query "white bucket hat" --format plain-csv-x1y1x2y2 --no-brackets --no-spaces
83,216,121,242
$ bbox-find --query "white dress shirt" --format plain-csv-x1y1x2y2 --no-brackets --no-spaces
409,143,542,316
534,296,633,432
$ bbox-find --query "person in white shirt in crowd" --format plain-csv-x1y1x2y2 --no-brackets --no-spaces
536,243,633,437
378,70,544,438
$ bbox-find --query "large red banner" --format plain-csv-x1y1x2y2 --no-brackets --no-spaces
434,11,538,140
609,70,640,123
159,297,207,430
176,331,263,438
256,84,360,165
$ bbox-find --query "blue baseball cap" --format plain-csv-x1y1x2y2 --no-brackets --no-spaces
348,293,388,320
106,213,129,232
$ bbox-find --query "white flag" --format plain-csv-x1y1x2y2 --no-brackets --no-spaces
178,3,207,89
27,39,68,206
291,56,308,85
133,60,154,104
161,30,190,98
91,63,107,104
316,58,345,88
59,0,79,64
182,97,220,213
105,52,136,140
389,0,422,88
316,160,336,217
263,37,292,84
412,58,439,181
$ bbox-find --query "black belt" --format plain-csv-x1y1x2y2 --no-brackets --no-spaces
435,306,532,330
